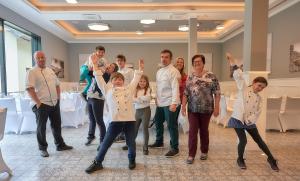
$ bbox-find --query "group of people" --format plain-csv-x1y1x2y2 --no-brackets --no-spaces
25,47,279,175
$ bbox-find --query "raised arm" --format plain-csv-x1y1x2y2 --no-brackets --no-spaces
226,53,245,90
129,59,144,92
91,53,109,95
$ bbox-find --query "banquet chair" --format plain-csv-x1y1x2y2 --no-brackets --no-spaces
19,98,37,134
279,97,300,132
0,108,13,176
60,93,81,128
0,97,22,134
266,97,283,132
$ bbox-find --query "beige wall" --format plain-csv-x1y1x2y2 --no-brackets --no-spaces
68,43,222,81
221,2,300,81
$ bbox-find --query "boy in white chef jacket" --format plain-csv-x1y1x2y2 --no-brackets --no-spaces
85,54,144,174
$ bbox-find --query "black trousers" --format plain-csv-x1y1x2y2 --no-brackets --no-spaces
32,102,65,151
234,128,275,160
87,98,106,142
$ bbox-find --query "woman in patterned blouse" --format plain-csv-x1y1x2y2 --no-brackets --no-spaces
182,54,220,164
226,54,279,171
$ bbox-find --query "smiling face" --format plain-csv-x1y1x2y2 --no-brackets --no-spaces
175,58,184,72
252,82,267,93
107,63,117,74
192,56,204,71
95,49,105,58
112,77,124,87
138,77,147,89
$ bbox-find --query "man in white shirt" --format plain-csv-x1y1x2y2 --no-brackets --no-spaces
149,49,181,157
26,51,73,157
115,54,134,142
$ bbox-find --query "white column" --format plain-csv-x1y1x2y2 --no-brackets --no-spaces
187,18,198,74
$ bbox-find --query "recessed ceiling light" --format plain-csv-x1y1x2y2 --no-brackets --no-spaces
178,25,189,32
88,23,110,31
216,24,224,30
140,19,155,25
136,31,144,35
66,0,78,4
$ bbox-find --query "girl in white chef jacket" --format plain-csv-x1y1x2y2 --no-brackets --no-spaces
226,53,279,172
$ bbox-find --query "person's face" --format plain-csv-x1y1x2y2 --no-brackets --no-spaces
176,58,184,71
35,52,46,68
95,50,105,58
193,57,204,71
116,58,126,68
138,78,147,89
107,64,116,74
112,77,124,87
160,53,171,66
252,82,267,93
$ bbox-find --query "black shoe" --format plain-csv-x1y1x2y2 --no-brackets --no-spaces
237,158,247,169
40,150,49,157
186,157,194,164
85,160,103,174
57,144,73,151
200,153,208,160
165,149,179,158
122,145,128,150
85,137,95,146
148,142,164,148
267,158,279,172
143,149,149,155
129,160,136,170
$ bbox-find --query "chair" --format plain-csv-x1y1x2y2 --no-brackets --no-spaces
0,108,13,176
217,95,233,127
19,98,37,134
279,97,300,132
0,98,22,134
60,93,81,128
266,97,283,132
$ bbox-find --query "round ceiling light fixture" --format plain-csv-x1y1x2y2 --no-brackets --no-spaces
178,25,189,32
66,0,78,4
88,23,110,31
140,19,156,24
216,24,224,30
136,30,144,35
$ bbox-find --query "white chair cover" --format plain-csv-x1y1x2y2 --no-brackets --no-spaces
19,98,37,134
266,97,283,132
0,97,22,134
0,108,12,175
60,93,84,128
279,97,300,132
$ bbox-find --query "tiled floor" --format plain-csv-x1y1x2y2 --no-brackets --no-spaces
0,123,300,181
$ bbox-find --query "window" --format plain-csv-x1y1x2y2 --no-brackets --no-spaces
0,20,41,95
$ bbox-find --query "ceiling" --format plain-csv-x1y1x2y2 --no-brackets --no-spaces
0,0,297,43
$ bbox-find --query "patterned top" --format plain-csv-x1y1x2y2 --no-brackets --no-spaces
184,72,220,113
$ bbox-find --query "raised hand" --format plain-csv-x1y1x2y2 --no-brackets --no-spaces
90,53,99,71
139,58,144,71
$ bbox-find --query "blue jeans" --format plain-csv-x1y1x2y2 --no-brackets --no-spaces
95,121,136,162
